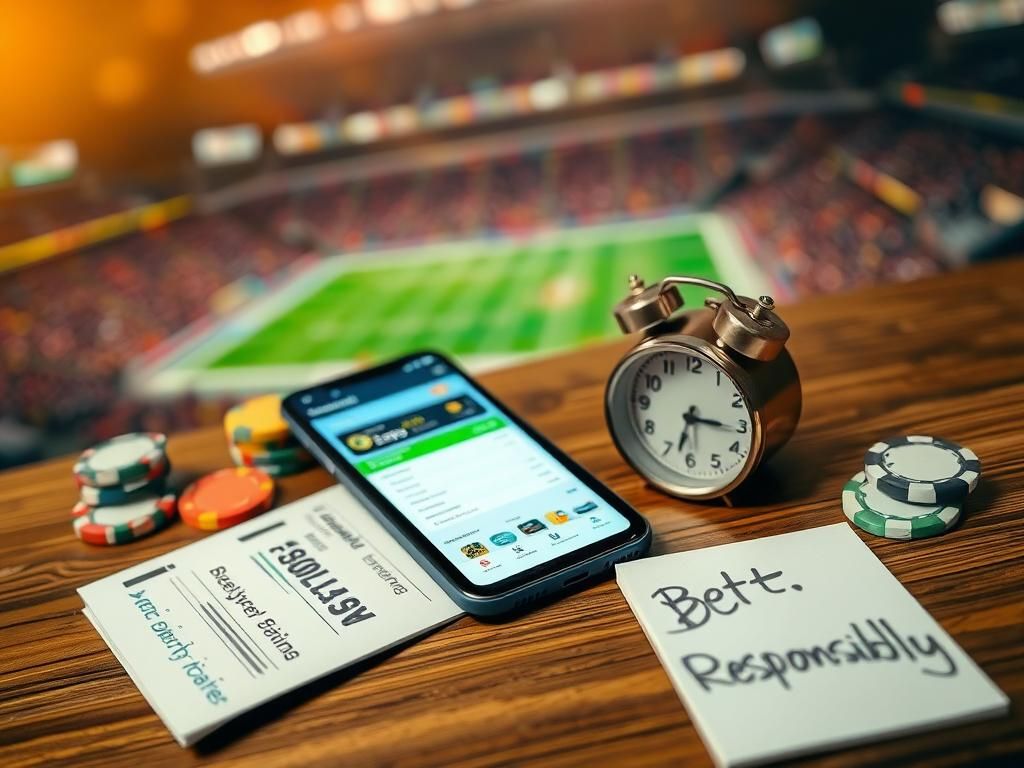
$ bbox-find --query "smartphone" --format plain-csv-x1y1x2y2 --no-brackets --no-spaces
282,351,651,616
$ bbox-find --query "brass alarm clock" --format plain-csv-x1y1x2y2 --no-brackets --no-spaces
605,275,801,500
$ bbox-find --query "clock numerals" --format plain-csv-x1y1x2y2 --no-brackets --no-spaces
632,351,753,483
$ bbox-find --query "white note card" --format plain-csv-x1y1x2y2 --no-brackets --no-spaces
616,524,1008,767
79,485,463,746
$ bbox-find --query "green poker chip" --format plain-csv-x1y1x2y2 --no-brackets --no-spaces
228,444,313,477
842,471,961,540
78,466,170,507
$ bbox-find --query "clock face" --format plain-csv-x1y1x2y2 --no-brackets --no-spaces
629,349,754,488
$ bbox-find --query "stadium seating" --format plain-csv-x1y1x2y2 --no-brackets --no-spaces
721,155,945,296
838,111,1024,221
0,215,300,448
3,108,1017,463
0,191,133,247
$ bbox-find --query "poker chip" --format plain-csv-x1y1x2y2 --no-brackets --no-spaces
228,443,312,473
179,467,275,531
233,437,295,453
224,395,291,446
73,432,168,487
842,471,961,540
72,494,177,546
864,435,980,505
238,459,311,478
229,441,311,467
79,469,169,507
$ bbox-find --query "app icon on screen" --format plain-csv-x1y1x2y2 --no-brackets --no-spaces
545,510,570,525
460,542,489,559
490,531,517,546
345,433,374,452
573,501,598,515
518,519,547,535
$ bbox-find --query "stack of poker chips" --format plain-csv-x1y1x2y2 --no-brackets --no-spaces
71,432,178,545
223,394,314,477
842,435,980,541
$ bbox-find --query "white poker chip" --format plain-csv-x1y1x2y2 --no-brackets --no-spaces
73,432,168,487
864,435,979,505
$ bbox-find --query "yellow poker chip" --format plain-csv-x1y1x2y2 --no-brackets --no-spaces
179,467,275,531
232,437,296,454
224,395,291,446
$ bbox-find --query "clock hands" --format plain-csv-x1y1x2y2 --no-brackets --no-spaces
680,406,697,451
689,415,724,428
683,408,738,431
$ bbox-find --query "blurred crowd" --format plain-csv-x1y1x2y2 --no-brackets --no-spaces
723,157,944,296
838,112,1024,225
1,109,1020,465
0,192,129,247
0,215,300,463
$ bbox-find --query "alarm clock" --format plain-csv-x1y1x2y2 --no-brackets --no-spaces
605,274,801,500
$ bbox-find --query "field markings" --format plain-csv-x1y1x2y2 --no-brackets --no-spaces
534,243,596,352
698,214,772,299
133,214,747,397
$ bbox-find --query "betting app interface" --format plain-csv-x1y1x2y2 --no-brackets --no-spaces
302,355,630,586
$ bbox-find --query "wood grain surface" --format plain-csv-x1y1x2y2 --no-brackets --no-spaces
2,258,1023,767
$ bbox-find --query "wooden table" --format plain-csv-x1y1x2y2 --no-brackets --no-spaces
2,259,1023,767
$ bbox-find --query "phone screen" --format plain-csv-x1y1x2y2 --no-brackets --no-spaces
293,354,633,587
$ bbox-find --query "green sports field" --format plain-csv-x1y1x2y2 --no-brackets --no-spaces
134,216,764,396
213,232,715,367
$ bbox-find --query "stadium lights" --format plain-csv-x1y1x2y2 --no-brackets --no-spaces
382,105,420,136
678,48,746,86
192,2,498,74
262,47,750,157
192,125,262,167
529,77,570,111
938,0,1024,34
282,11,328,43
273,122,344,155
239,21,283,59
332,3,363,32
344,112,383,143
759,18,823,69
1,139,78,189
363,0,413,25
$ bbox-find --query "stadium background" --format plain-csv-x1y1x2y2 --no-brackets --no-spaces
1,0,1022,467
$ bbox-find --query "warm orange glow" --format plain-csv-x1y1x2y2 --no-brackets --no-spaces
93,56,148,108
141,0,190,37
